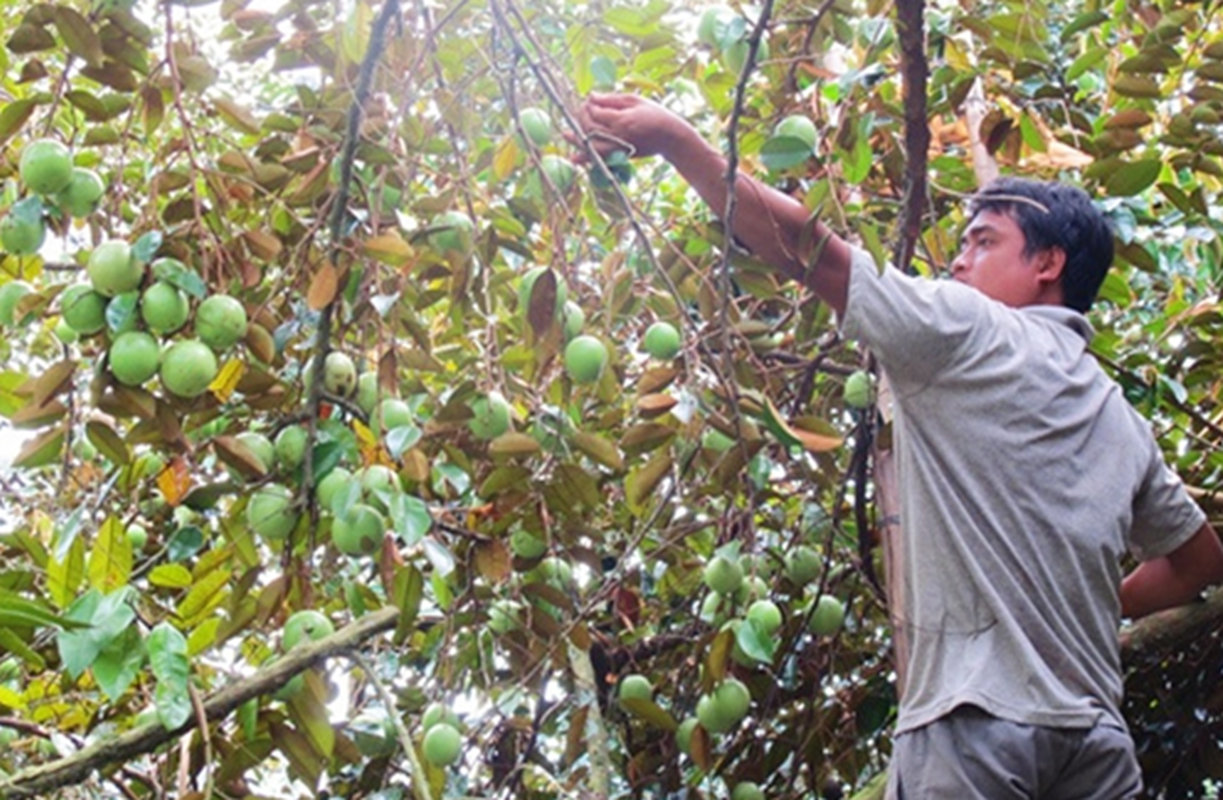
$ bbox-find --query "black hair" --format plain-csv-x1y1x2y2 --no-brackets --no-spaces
968,177,1114,313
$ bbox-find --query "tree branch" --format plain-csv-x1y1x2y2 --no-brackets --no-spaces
891,0,929,273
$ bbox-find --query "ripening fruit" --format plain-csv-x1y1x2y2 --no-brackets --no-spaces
247,483,299,542
703,554,744,595
195,294,247,351
732,782,765,800
785,545,821,586
468,391,512,440
0,213,46,256
160,339,219,398
282,610,334,651
422,722,462,766
808,594,846,636
564,335,608,384
235,431,275,474
429,210,474,254
108,331,161,386
54,168,105,217
746,599,783,635
618,674,653,703
274,426,308,470
696,678,751,733
0,281,33,327
332,503,385,556
140,282,190,335
519,107,553,147
843,370,874,409
509,529,547,559
19,139,73,195
61,284,108,335
774,115,817,150
643,321,681,360
87,240,142,297
323,351,357,397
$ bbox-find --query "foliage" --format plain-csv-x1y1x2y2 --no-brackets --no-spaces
0,0,1222,796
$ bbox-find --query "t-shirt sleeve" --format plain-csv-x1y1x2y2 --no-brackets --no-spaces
1129,435,1207,561
839,246,991,386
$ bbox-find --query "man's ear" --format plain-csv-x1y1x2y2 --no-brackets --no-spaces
1036,246,1066,286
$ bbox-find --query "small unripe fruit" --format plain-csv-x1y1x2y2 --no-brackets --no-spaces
0,281,33,327
618,674,653,703
274,426,308,470
843,370,874,409
732,782,765,800
735,575,768,606
429,211,474,254
126,524,148,551
54,318,78,344
562,300,585,340
195,294,247,351
564,335,608,384
468,391,512,440
374,398,413,437
160,339,219,398
676,716,699,755
247,483,299,542
423,722,462,766
140,282,189,335
746,599,783,635
510,529,547,559
332,503,385,555
421,702,460,732
235,431,275,473
316,466,354,511
697,5,735,47
487,599,522,634
643,321,681,360
785,545,821,586
54,168,105,217
703,555,744,595
356,371,381,415
539,154,575,193
537,556,573,588
359,464,400,499
808,594,846,636
0,214,45,256
519,107,553,146
323,351,357,397
723,37,769,74
109,331,161,386
774,115,817,150
696,678,750,733
61,284,108,335
282,610,334,651
20,139,73,195
87,240,142,297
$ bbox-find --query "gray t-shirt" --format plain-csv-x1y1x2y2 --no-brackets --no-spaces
840,247,1205,733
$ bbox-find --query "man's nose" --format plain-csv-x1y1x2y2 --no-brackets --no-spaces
950,251,967,275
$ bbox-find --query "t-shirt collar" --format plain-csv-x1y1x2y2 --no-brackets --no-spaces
1022,304,1094,343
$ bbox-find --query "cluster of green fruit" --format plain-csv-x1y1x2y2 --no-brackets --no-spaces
0,138,105,257
347,700,463,764
696,5,770,74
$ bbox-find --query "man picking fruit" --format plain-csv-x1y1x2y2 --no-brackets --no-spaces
574,92,1223,798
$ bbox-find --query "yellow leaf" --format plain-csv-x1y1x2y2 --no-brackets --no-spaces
362,231,414,266
209,358,246,402
307,262,340,311
88,516,132,593
494,136,520,181
157,457,193,508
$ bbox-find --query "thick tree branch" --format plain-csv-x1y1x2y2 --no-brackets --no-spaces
891,0,929,273
1120,586,1223,658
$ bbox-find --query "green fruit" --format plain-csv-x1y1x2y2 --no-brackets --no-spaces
235,431,275,473
247,483,299,542
274,426,308,470
195,294,247,351
109,331,161,386
510,529,547,559
54,318,78,344
126,524,148,551
643,321,681,360
54,168,105,217
282,610,334,651
564,335,608,384
785,545,821,586
0,214,45,256
724,37,769,74
0,281,33,326
374,398,413,437
746,599,783,635
774,115,817,150
696,678,750,734
317,466,354,511
350,711,398,757
356,371,381,415
421,702,460,732
422,722,462,766
735,575,769,606
676,716,699,755
530,409,573,453
702,428,735,453
487,600,522,634
19,139,73,195
697,5,736,47
700,592,729,625
359,464,401,500
539,154,575,193
519,107,553,146
323,351,357,397
703,555,744,595
61,284,108,335
429,211,474,254
87,240,142,297
843,370,874,409
160,339,218,398
618,674,653,703
468,391,511,440
537,556,573,589
332,503,385,555
732,782,765,800
518,266,569,317
808,594,846,636
562,300,585,340
140,282,189,335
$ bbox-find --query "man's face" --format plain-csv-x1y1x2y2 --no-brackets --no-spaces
950,209,1054,308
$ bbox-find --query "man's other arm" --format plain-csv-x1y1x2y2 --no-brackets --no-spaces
1120,521,1223,619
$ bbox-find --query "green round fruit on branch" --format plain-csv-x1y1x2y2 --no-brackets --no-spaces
808,594,846,636
746,599,783,635
643,321,682,360
785,545,821,587
421,702,460,732
0,213,46,256
703,554,744,595
87,240,142,297
468,391,512,440
247,483,299,542
562,300,585,341
700,592,729,626
282,610,334,651
696,677,751,733
235,431,276,474
537,556,573,589
422,722,462,766
518,266,569,317
732,782,765,800
126,524,148,551
618,674,653,703
843,370,874,409
774,115,817,150
140,282,189,335
735,574,768,606
160,339,219,398
723,36,769,74
429,210,474,254
109,331,161,386
564,334,608,384
195,294,247,351
54,318,78,344
540,154,576,194
519,107,553,147
350,711,398,758
0,281,33,327
60,284,108,335
359,464,401,500
316,466,354,511
274,426,308,471
54,168,105,217
356,371,382,415
322,351,357,397
19,139,73,195
374,397,413,437
332,503,385,556
696,5,736,47
676,716,699,755
509,529,547,559
487,599,522,634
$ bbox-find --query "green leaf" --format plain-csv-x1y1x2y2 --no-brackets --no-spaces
52,6,104,67
151,255,207,298
105,291,139,333
93,627,144,701
148,623,192,730
1106,159,1163,196
387,493,431,545
149,564,193,589
56,588,136,679
735,618,778,664
384,424,422,459
133,231,164,264
590,56,617,90
620,697,678,729
88,516,132,593
0,587,87,630
760,135,814,171
0,99,36,145
47,537,86,610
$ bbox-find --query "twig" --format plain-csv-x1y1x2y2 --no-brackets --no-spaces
348,652,434,800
